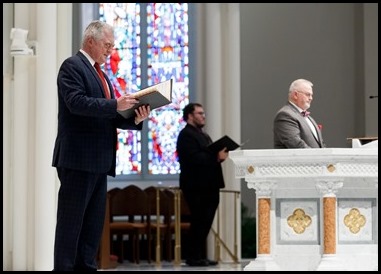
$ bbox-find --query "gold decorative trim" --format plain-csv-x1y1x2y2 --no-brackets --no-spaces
344,208,366,234
247,165,255,174
327,164,336,173
287,208,312,234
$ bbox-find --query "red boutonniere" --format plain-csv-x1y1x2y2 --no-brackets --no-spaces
318,124,323,130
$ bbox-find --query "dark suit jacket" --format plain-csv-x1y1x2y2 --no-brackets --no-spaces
273,102,326,148
176,124,225,191
52,51,142,177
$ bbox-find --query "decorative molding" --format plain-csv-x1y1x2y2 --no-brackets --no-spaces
326,164,336,173
287,208,312,234
338,198,375,243
231,148,378,180
343,208,366,234
247,181,277,197
277,199,320,244
315,180,343,197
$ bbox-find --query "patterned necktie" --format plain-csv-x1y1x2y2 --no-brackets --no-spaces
301,110,310,117
94,62,111,99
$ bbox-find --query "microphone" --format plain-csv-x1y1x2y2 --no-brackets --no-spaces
369,95,378,99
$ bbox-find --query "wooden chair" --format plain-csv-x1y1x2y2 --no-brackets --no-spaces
109,185,151,264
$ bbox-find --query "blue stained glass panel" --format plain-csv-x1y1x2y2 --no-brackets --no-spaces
100,3,189,177
146,3,189,174
100,3,142,175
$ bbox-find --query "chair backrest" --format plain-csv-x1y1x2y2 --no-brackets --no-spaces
108,185,152,264
108,187,121,196
110,185,150,222
105,187,120,221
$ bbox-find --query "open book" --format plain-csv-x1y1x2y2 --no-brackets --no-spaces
117,79,173,119
207,135,241,153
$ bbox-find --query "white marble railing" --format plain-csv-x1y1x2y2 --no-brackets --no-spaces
230,148,378,271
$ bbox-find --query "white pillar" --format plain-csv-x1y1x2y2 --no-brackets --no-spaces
3,4,15,271
12,56,36,270
224,3,241,143
33,3,64,271
202,4,242,262
203,4,224,262
204,3,223,138
12,4,36,270
7,3,73,270
217,4,242,262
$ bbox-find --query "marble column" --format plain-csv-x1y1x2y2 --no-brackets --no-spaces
258,198,271,254
315,180,345,271
323,197,336,254
244,181,280,271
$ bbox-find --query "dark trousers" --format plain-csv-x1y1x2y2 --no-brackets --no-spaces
182,188,220,260
53,167,107,271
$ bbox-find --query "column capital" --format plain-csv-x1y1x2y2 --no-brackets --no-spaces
315,180,343,197
247,180,277,198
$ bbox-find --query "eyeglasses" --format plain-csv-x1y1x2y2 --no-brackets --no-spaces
296,91,313,98
193,111,205,116
103,42,115,50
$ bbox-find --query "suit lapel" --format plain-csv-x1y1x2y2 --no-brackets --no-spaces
77,51,114,99
307,117,323,147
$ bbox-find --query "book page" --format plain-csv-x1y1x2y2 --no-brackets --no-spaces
131,79,172,100
117,79,173,119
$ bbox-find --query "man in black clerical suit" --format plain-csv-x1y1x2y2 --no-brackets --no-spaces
176,103,228,267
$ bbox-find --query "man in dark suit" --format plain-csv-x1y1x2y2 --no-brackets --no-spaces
51,20,150,271
273,78,326,148
176,103,228,266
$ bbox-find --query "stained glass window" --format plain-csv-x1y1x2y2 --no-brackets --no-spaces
99,3,190,178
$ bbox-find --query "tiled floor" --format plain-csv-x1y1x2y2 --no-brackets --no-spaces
100,260,250,271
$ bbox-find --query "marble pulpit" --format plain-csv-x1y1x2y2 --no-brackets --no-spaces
229,148,378,271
